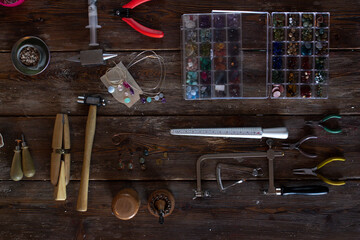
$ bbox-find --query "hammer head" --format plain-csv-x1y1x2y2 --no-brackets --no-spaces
77,95,106,107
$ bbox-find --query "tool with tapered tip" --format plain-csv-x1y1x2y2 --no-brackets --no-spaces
21,134,35,178
10,140,23,181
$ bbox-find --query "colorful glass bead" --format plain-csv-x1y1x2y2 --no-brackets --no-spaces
185,30,197,42
200,71,211,84
200,29,211,42
183,15,197,28
123,81,131,88
108,86,115,93
214,14,225,28
199,15,211,28
200,57,211,71
200,42,211,56
186,58,198,71
227,14,240,27
228,29,239,41
146,97,152,103
124,97,131,103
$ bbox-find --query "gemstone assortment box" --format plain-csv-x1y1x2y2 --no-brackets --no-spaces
182,13,243,100
181,11,330,100
270,12,330,99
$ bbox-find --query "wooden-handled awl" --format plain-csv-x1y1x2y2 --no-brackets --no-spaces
76,95,106,212
51,114,71,201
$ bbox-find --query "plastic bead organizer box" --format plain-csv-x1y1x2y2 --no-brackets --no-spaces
181,11,330,100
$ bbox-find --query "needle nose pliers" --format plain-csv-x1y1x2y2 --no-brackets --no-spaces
114,0,164,38
305,115,342,134
281,136,318,158
293,157,346,186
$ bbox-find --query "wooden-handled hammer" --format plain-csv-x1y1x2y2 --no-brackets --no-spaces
76,95,106,212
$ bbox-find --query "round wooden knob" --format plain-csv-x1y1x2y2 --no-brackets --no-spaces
112,188,140,220
148,189,175,218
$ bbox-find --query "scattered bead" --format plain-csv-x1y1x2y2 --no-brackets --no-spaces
108,86,115,93
124,97,131,103
154,95,160,101
159,93,164,98
128,161,133,170
118,160,124,170
139,157,145,164
146,97,152,103
144,148,149,156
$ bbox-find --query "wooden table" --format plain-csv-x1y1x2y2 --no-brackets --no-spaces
1,1,359,239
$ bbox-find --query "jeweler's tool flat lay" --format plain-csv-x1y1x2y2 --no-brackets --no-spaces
305,115,342,134
114,0,164,38
51,114,71,201
2,0,358,237
171,127,289,139
293,157,346,186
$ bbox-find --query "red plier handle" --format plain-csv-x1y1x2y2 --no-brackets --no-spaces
115,0,164,38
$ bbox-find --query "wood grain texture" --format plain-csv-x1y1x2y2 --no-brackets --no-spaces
0,180,359,240
0,0,360,51
0,115,358,181
0,0,360,238
0,51,359,116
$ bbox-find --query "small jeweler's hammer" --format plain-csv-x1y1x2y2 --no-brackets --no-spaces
76,95,106,212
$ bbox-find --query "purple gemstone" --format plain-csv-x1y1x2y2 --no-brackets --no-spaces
214,15,225,28
161,98,166,103
141,98,146,103
123,81,131,89
130,87,135,95
199,15,211,28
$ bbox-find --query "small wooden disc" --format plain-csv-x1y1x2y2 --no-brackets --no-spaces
112,188,140,220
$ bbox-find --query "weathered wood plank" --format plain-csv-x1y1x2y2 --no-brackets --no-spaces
0,180,359,240
0,51,359,116
0,115,358,181
0,0,360,51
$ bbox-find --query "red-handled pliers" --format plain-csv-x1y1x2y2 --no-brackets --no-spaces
114,0,164,38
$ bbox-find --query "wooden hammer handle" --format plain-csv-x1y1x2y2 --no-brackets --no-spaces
77,105,97,212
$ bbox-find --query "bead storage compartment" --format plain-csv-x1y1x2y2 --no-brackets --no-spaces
270,12,330,99
182,13,243,100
